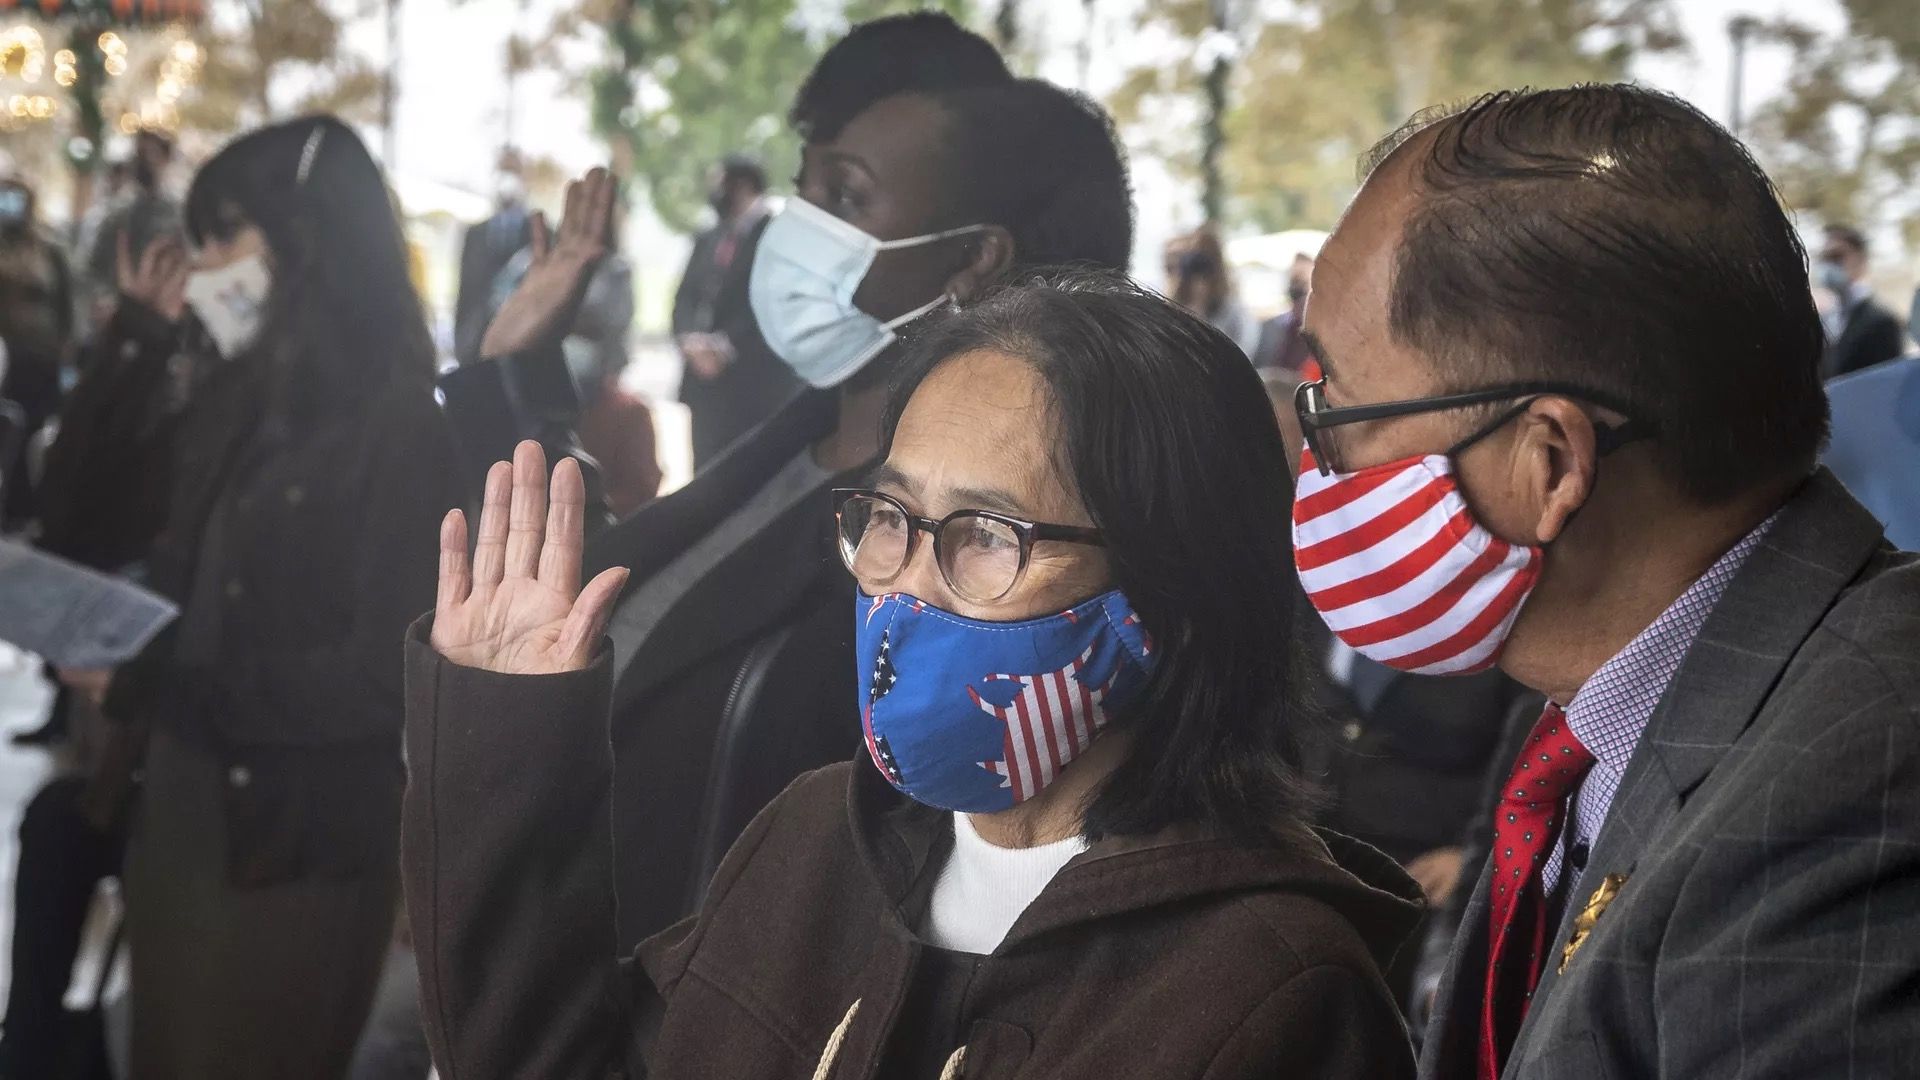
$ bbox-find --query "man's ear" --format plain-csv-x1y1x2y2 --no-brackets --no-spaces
1520,398,1600,545
944,225,1015,305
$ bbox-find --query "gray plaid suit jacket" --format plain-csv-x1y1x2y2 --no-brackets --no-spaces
1419,469,1920,1079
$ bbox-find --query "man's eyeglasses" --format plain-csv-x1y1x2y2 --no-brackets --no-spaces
832,489,1105,604
1293,377,1656,475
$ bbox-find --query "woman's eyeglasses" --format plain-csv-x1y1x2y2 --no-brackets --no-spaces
832,489,1105,604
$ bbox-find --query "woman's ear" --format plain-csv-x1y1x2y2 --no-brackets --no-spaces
944,225,1015,305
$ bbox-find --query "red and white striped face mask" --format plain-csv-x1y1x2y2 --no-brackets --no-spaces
1292,447,1541,675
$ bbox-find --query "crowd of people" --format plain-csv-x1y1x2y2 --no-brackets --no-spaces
0,10,1915,1080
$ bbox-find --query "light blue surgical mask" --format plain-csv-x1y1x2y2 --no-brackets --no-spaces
749,197,983,388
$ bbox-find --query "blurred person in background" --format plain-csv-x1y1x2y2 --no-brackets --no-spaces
0,173,76,527
1823,298,1920,550
0,200,233,1074
1168,226,1259,357
1301,627,1532,1004
673,153,793,468
1817,223,1906,379
490,195,662,517
58,115,461,1079
73,158,135,332
1253,252,1314,373
82,130,181,337
453,161,532,366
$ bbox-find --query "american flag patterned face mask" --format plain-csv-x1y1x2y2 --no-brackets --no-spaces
1293,446,1543,676
855,588,1156,814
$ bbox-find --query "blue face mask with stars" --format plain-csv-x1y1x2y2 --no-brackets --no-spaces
854,589,1157,814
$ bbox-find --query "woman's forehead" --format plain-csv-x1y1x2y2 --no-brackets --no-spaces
888,351,1079,520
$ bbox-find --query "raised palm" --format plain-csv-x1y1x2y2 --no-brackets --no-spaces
432,441,629,674
479,167,616,361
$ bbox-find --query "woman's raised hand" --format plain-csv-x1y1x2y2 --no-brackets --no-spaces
116,231,189,324
431,441,630,674
478,167,616,360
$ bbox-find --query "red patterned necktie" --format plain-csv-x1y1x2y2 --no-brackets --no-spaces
1478,703,1595,1080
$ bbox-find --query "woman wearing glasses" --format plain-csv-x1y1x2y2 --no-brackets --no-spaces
403,272,1421,1079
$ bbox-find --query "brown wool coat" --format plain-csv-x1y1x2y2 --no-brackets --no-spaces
403,625,1425,1079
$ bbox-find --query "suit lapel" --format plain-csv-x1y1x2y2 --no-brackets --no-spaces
1513,469,1887,1056
1419,856,1495,1079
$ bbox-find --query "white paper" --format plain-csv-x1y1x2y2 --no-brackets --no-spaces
0,539,178,669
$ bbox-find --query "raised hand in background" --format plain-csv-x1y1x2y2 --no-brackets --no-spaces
479,168,617,361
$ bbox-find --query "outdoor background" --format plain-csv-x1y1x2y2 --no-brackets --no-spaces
3,0,1915,352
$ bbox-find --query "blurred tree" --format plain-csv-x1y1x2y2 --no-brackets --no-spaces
179,0,383,133
1751,0,1920,247
564,0,970,234
1114,0,1684,231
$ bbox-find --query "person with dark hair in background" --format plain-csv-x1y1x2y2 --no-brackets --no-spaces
1291,85,1920,1080
466,13,1059,956
673,154,791,468
1817,223,1907,379
0,173,75,526
52,115,462,1078
1253,251,1315,373
405,273,1421,1079
1167,227,1259,358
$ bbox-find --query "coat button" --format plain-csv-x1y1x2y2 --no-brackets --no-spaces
1341,721,1363,742
284,485,305,506
224,579,244,600
228,765,252,788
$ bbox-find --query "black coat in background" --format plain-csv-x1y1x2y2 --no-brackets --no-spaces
1825,295,1907,379
671,211,799,468
101,338,463,887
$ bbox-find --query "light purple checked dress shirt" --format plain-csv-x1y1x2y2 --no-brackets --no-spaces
1540,513,1779,899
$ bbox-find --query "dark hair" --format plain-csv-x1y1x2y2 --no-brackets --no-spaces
789,12,1010,144
884,271,1309,844
923,78,1135,272
1170,226,1232,317
721,154,767,194
186,116,434,415
1370,84,1828,505
1824,223,1867,258
135,129,175,160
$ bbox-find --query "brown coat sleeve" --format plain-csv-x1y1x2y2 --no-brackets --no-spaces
402,624,636,1079
1201,964,1415,1079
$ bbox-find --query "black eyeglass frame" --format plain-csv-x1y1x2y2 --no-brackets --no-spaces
831,488,1106,603
1293,378,1657,476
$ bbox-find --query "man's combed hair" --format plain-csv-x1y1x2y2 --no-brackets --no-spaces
1373,84,1829,505
884,271,1311,845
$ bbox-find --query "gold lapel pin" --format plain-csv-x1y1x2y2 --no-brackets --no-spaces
1559,872,1629,974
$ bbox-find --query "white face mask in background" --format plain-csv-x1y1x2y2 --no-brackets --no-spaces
184,253,272,360
748,197,983,389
